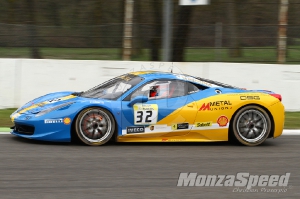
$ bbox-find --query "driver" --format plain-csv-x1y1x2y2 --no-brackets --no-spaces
149,85,159,97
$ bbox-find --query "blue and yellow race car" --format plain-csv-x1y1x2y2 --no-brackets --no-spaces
10,71,284,146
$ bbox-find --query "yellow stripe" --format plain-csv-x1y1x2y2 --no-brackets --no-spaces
12,95,77,121
11,113,20,122
129,71,155,75
19,105,39,114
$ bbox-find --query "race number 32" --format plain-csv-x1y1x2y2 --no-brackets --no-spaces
133,104,158,125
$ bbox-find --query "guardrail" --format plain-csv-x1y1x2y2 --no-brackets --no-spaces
0,59,299,111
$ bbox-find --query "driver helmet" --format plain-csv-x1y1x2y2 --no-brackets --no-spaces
149,85,159,97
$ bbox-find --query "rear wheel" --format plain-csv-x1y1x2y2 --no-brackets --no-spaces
232,105,271,146
75,107,115,146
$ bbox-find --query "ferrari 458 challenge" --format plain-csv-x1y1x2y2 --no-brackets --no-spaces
10,71,284,146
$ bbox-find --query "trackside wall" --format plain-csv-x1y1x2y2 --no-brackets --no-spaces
0,59,299,111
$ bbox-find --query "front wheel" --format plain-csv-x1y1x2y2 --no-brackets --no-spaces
75,107,115,146
232,105,272,146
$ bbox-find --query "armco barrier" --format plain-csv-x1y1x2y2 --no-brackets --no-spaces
0,59,300,111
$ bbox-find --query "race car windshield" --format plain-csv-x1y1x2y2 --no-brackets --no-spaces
80,74,144,100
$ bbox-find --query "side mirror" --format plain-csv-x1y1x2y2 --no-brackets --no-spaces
128,96,148,106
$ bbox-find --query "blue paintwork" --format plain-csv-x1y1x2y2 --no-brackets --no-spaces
10,71,272,142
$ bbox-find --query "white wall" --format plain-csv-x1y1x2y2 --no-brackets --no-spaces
0,58,299,111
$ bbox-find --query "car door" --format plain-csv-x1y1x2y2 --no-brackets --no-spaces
120,79,199,138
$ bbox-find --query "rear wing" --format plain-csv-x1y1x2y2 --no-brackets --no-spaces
192,76,239,89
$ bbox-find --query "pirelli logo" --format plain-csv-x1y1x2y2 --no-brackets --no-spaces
44,118,63,124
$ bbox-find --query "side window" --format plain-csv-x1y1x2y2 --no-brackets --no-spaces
187,83,200,94
168,80,186,98
130,81,158,100
130,80,187,100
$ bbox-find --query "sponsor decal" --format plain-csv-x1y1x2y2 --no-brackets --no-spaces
44,118,63,124
48,98,62,103
126,126,145,134
176,172,291,191
89,100,104,104
195,121,212,127
63,117,71,125
240,96,260,100
199,101,232,111
169,139,186,141
35,102,46,107
133,104,158,125
217,116,228,127
162,138,186,142
145,125,169,133
25,116,32,120
149,125,154,131
199,103,210,111
171,123,189,130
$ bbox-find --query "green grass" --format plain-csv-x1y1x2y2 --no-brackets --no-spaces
0,47,300,63
185,47,300,63
0,108,299,129
284,112,300,129
0,108,16,128
0,47,122,60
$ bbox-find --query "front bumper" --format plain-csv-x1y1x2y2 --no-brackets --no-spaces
268,101,285,138
11,113,72,142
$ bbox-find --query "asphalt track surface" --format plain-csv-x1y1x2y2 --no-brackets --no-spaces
0,134,299,199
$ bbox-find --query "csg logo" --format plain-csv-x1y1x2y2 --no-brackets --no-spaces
240,96,260,100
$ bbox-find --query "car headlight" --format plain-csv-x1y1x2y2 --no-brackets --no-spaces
35,101,75,117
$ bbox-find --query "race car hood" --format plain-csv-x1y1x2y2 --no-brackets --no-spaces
14,91,78,115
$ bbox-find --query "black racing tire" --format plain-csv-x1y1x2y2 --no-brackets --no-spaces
232,105,272,146
75,107,115,146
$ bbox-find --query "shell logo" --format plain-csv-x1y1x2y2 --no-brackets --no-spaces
217,116,228,127
63,117,71,125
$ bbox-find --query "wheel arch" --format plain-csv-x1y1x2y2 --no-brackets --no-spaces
228,103,275,142
70,106,118,143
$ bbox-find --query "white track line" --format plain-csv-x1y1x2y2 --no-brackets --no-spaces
281,130,300,135
0,130,300,135
0,132,10,134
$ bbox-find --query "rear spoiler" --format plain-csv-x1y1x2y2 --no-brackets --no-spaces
192,76,239,89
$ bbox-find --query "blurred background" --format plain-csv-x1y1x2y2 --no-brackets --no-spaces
0,0,298,63
0,0,300,128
